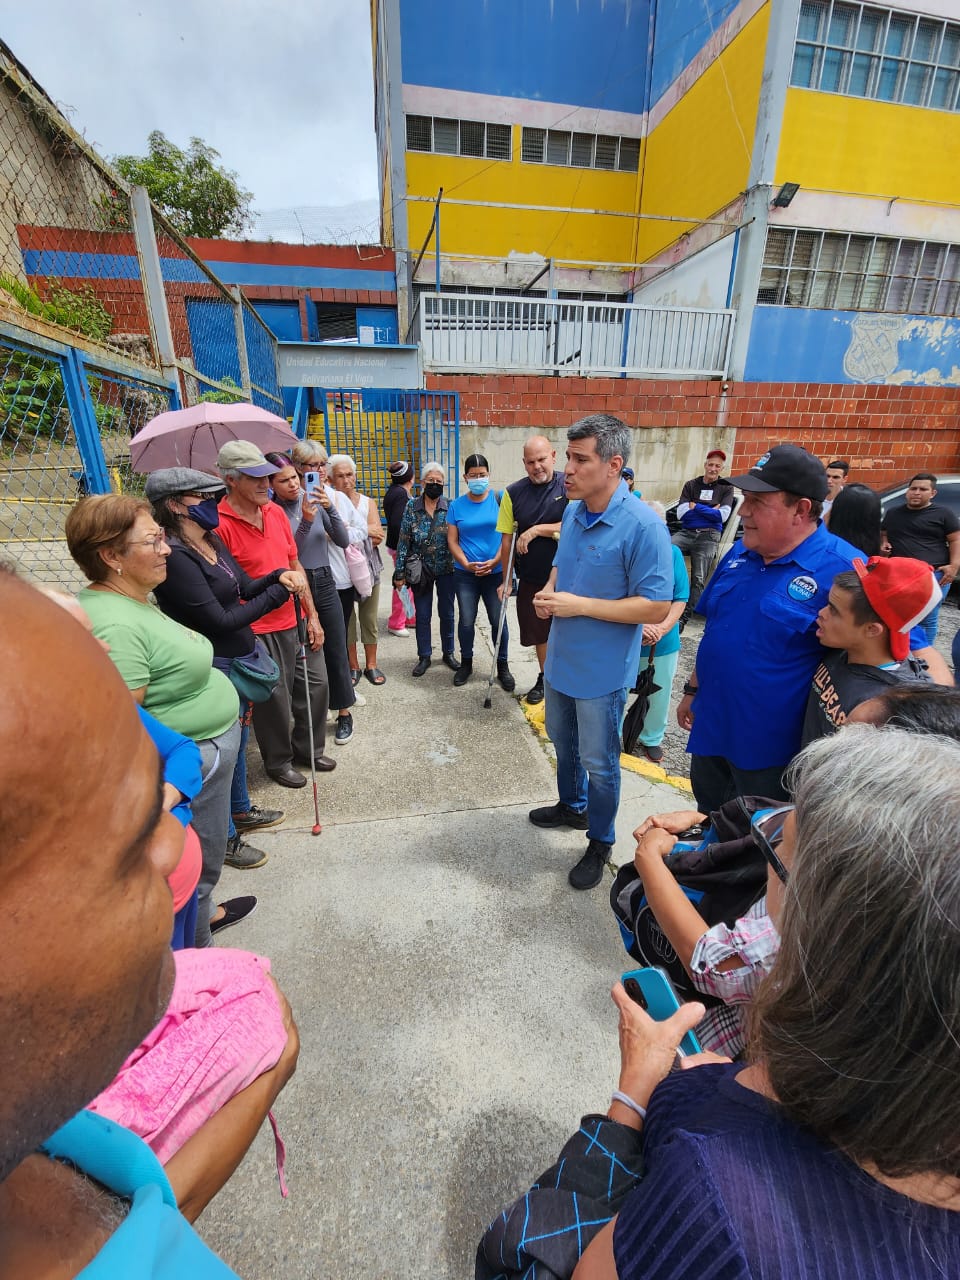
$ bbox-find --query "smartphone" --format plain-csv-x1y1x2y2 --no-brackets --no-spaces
304,470,321,498
621,966,702,1058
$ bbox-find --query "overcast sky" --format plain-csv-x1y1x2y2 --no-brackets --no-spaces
4,0,380,229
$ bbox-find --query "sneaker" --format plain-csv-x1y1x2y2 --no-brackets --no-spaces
353,691,367,707
232,804,284,833
529,801,589,830
388,626,409,637
568,839,612,891
525,673,545,704
640,743,664,764
497,661,516,692
453,660,473,687
334,714,354,745
210,895,258,935
224,834,269,870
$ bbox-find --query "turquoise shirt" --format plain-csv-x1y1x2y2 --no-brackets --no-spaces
545,486,673,698
41,1111,239,1278
447,490,502,571
640,544,690,659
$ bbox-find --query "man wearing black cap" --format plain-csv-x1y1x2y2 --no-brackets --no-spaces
676,444,860,813
671,448,735,609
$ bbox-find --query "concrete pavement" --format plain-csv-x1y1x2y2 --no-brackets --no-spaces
200,593,687,1279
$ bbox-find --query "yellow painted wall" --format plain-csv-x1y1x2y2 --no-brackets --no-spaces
639,3,769,261
777,89,960,205
405,132,642,263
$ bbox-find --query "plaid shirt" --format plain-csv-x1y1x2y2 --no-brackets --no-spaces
689,898,780,1058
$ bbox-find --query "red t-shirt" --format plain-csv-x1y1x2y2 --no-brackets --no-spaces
216,497,297,634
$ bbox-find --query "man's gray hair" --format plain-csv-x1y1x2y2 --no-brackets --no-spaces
567,414,631,467
291,440,327,468
421,459,445,482
327,454,355,474
752,725,960,1180
644,499,666,521
218,468,244,484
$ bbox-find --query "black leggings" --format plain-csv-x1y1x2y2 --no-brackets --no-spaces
307,567,356,711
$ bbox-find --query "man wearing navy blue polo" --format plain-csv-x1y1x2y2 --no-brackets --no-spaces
530,415,673,890
677,444,859,814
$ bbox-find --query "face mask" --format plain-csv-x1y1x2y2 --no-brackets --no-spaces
423,482,443,499
186,497,220,531
467,477,490,495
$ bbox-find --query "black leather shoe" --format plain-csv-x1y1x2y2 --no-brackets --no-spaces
497,662,516,692
453,660,473,686
268,766,307,789
525,673,545,704
568,840,612,890
294,755,337,773
412,656,431,677
441,652,460,672
529,802,589,830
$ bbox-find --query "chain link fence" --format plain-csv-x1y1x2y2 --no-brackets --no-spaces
0,42,287,585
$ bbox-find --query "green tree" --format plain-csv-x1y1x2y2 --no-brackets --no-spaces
113,131,253,238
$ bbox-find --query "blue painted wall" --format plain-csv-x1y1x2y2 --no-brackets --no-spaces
650,0,740,103
399,0,737,113
399,0,650,113
356,306,399,344
185,299,242,387
745,305,960,385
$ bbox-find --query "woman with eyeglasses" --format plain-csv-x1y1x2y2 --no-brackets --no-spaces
66,494,252,947
481,727,960,1279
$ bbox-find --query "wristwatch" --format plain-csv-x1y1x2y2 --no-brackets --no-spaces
682,682,699,697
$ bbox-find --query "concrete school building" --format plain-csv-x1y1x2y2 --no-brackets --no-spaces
371,0,960,487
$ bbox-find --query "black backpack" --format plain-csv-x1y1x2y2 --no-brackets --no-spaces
609,795,774,1006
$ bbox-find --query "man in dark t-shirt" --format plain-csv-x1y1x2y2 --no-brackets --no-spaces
497,435,568,704
802,558,938,746
672,448,736,609
882,472,960,642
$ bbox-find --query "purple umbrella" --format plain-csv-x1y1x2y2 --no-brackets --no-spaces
129,402,297,474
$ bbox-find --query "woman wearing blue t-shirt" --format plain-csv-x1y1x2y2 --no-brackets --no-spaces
446,453,514,690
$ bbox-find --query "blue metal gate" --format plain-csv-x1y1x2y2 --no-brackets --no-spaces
313,389,460,497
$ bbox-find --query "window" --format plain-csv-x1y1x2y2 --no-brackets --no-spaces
404,115,513,160
791,2,960,111
520,127,640,172
759,227,960,315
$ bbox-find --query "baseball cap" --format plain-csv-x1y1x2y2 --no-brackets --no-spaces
731,444,828,502
706,449,726,461
216,440,276,477
144,467,225,502
853,556,943,661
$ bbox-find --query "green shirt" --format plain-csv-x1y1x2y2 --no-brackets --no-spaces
79,588,239,742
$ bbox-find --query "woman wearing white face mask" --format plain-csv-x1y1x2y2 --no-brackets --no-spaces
446,453,514,691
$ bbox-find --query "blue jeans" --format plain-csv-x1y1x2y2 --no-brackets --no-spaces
227,709,251,841
454,571,508,662
920,582,950,644
544,679,627,847
414,572,457,658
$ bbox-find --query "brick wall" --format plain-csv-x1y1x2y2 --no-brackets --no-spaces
426,374,960,491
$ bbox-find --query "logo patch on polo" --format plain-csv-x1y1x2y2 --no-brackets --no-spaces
787,575,818,602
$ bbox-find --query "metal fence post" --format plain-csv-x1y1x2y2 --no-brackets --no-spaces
129,186,180,391
62,349,111,494
232,287,253,399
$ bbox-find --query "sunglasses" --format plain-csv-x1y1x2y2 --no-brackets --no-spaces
751,804,794,884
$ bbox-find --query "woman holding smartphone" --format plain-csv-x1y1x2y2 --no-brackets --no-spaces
270,448,358,748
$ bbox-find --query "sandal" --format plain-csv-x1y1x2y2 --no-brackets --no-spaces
350,668,362,686
364,667,387,686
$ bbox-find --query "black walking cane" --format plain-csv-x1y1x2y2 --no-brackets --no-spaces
293,594,322,836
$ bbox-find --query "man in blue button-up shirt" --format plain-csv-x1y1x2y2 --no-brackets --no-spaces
530,415,672,891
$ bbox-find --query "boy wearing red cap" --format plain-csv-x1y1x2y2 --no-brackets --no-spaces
801,557,940,745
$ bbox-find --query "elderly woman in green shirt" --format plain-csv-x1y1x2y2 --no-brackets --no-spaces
66,494,248,947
